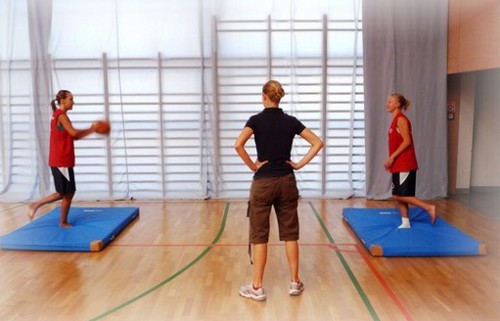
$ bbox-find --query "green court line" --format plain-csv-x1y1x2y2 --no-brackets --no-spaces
308,202,381,321
89,202,230,321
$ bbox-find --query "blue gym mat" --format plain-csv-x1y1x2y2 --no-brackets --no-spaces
0,206,139,252
342,207,486,257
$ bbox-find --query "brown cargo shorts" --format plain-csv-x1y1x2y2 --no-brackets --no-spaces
247,174,300,244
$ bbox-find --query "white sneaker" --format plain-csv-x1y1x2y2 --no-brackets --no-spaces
239,284,266,301
289,281,304,296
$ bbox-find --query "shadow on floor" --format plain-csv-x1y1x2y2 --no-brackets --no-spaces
450,187,500,220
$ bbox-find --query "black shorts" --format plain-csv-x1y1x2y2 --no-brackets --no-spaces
391,170,416,196
51,167,76,195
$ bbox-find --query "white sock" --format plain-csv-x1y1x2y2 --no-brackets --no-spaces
398,217,411,229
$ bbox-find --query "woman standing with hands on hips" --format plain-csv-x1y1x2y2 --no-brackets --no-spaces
28,90,110,227
234,80,323,301
384,93,436,228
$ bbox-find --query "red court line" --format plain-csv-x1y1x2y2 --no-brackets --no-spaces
110,242,359,253
354,244,415,321
326,243,359,254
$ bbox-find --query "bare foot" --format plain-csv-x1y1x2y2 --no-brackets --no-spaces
428,205,436,224
27,203,38,221
60,223,72,228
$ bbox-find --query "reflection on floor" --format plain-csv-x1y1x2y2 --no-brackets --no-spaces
450,187,500,219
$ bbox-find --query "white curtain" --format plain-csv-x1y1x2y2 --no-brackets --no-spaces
363,0,448,199
28,0,53,198
0,0,364,201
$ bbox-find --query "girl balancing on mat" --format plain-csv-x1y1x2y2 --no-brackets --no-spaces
384,93,436,228
28,90,110,228
234,80,323,301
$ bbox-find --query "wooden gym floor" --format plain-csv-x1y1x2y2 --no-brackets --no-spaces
0,197,499,321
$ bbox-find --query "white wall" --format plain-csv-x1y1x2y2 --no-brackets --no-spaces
456,73,476,189
471,69,500,187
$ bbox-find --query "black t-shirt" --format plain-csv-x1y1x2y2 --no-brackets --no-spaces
245,108,306,178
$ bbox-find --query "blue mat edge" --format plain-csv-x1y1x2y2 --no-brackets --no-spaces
92,207,140,251
0,207,140,252
95,207,139,247
342,207,487,257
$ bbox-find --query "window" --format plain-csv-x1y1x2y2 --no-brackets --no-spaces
0,0,364,201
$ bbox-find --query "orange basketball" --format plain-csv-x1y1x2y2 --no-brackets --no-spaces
94,120,111,134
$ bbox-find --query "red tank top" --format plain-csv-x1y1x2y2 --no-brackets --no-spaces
388,112,418,173
49,109,75,167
